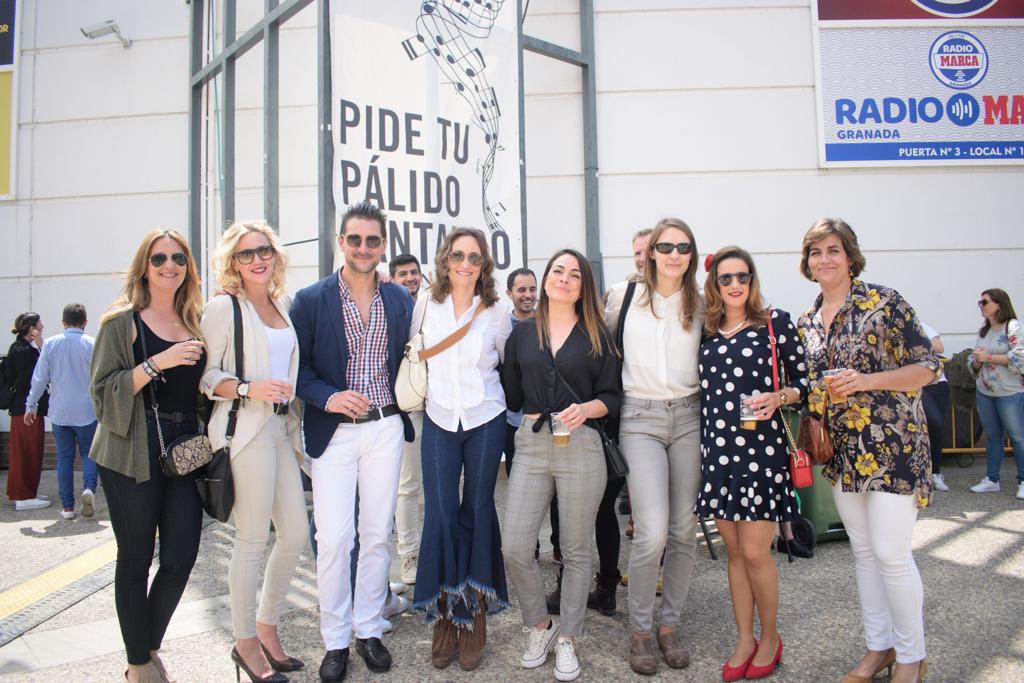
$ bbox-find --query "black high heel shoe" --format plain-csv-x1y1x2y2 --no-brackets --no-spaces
231,646,288,683
260,642,305,672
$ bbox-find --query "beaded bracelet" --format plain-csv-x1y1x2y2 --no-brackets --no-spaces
141,358,164,382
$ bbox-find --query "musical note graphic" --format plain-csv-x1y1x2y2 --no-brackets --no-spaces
404,1,508,235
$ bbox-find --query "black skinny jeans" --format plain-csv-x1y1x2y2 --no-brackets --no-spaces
594,475,625,586
98,416,204,664
922,382,949,475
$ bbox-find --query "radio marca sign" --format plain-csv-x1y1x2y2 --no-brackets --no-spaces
813,0,1024,166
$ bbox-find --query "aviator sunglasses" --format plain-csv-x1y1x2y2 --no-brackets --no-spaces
149,252,188,268
652,241,693,255
344,234,383,248
234,245,276,265
717,272,753,287
449,250,484,266
978,298,992,307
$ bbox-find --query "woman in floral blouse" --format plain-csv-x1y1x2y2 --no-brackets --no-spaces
796,219,939,683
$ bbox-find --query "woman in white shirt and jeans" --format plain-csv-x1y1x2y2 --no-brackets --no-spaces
411,228,514,672
604,217,703,675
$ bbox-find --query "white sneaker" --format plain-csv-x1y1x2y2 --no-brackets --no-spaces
383,592,409,619
15,498,52,511
932,474,949,492
400,553,418,584
60,508,76,520
81,489,95,518
1017,481,1024,500
389,580,407,595
554,637,581,681
970,477,1000,493
521,620,559,669
381,618,394,634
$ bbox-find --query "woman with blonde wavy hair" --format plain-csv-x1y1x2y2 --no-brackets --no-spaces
90,229,207,683
202,220,306,682
412,227,513,671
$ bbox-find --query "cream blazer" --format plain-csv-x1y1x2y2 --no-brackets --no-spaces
200,293,304,464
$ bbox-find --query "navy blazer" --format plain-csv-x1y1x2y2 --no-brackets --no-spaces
290,270,414,458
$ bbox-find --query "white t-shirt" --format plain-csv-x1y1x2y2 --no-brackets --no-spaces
920,321,948,383
264,325,294,382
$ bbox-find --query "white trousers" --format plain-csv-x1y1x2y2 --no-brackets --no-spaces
832,486,926,663
312,415,404,649
395,410,423,557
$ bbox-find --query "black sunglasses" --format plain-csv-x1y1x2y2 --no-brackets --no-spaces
652,241,693,255
234,245,276,265
344,234,383,249
978,299,991,306
449,250,484,266
149,252,188,268
717,272,753,287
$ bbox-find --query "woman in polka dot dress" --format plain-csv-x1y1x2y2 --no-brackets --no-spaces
695,246,808,681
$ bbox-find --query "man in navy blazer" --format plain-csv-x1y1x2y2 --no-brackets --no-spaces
291,201,413,681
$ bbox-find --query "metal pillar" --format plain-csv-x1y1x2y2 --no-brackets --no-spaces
187,0,205,254
222,0,236,225
317,0,335,277
264,0,280,230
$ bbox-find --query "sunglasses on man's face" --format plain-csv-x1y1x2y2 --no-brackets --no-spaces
234,245,276,265
344,234,383,249
978,299,992,307
449,250,484,266
652,241,693,255
149,252,188,268
717,272,753,287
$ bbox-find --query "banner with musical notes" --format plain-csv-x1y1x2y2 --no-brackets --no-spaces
331,0,522,275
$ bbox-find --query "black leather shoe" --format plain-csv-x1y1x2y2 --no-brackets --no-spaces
354,637,392,673
318,649,348,682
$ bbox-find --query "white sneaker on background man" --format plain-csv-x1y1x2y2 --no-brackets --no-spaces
15,498,52,511
1017,481,1024,500
932,473,949,492
970,477,1000,493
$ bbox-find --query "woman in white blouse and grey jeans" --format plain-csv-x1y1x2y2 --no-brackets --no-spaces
411,228,513,672
604,217,703,675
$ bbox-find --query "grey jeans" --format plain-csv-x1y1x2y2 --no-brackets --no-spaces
502,417,607,636
620,395,701,633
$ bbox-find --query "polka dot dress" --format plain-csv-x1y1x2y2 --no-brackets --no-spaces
695,309,809,523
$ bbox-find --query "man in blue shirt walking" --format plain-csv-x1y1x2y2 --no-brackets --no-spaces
25,303,98,520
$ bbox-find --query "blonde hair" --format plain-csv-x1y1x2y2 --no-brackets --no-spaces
702,246,769,336
212,220,289,300
640,217,701,331
101,229,203,339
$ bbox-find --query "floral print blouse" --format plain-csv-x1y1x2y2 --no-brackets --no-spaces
797,279,941,508
968,319,1024,397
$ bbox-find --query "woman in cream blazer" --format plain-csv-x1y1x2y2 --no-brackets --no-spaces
201,221,306,683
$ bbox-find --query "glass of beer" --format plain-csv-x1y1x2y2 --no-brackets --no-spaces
739,394,759,430
823,369,847,405
551,412,571,447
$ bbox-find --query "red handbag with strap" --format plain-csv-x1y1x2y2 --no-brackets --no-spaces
767,312,814,489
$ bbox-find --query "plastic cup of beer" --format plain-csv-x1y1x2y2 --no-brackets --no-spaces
739,394,758,430
823,369,847,404
551,412,571,447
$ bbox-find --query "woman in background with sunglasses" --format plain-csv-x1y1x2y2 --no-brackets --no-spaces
90,229,207,683
412,227,513,671
603,217,702,675
696,246,808,680
202,221,306,682
968,288,1024,498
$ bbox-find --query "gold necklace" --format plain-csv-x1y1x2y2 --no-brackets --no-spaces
718,318,748,337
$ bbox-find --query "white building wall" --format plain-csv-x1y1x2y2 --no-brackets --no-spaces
2,1,1021,433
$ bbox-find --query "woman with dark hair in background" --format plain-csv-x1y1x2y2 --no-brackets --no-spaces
502,248,621,682
4,312,50,511
91,229,207,683
968,288,1024,499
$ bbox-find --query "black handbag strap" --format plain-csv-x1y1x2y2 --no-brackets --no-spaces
547,346,609,439
223,295,245,446
616,280,637,354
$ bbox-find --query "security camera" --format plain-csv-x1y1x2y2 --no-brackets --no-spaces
80,20,132,48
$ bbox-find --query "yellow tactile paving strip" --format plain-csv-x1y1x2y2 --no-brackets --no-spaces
0,539,118,620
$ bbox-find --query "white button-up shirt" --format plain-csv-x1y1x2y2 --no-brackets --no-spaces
423,295,513,432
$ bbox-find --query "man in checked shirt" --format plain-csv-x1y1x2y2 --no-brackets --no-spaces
291,201,415,681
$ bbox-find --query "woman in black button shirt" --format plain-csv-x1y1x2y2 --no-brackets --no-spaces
501,249,621,682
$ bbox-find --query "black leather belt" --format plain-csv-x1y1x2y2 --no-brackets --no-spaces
338,404,400,424
273,402,290,416
145,409,197,423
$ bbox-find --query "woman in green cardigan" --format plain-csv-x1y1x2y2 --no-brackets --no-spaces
90,229,207,683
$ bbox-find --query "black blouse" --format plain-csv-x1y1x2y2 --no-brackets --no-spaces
501,320,622,430
133,318,206,414
4,338,48,417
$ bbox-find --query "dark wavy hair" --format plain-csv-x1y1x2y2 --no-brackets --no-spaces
534,249,612,359
979,288,1018,337
430,227,499,306
11,312,40,337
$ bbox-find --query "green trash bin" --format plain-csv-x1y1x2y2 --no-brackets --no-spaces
784,409,847,545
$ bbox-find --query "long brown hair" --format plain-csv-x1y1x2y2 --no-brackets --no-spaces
703,246,769,335
534,249,611,358
979,288,1018,337
430,227,499,306
101,229,203,339
640,217,701,330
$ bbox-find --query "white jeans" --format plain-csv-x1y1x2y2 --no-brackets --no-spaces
395,411,423,557
832,486,925,663
312,416,404,649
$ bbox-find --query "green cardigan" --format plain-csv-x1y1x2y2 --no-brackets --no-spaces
89,310,205,483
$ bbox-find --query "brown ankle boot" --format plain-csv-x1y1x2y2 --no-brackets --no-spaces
629,631,658,675
458,594,487,671
431,616,459,669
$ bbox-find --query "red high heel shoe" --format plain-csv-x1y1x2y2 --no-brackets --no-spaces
745,639,783,679
722,643,757,682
